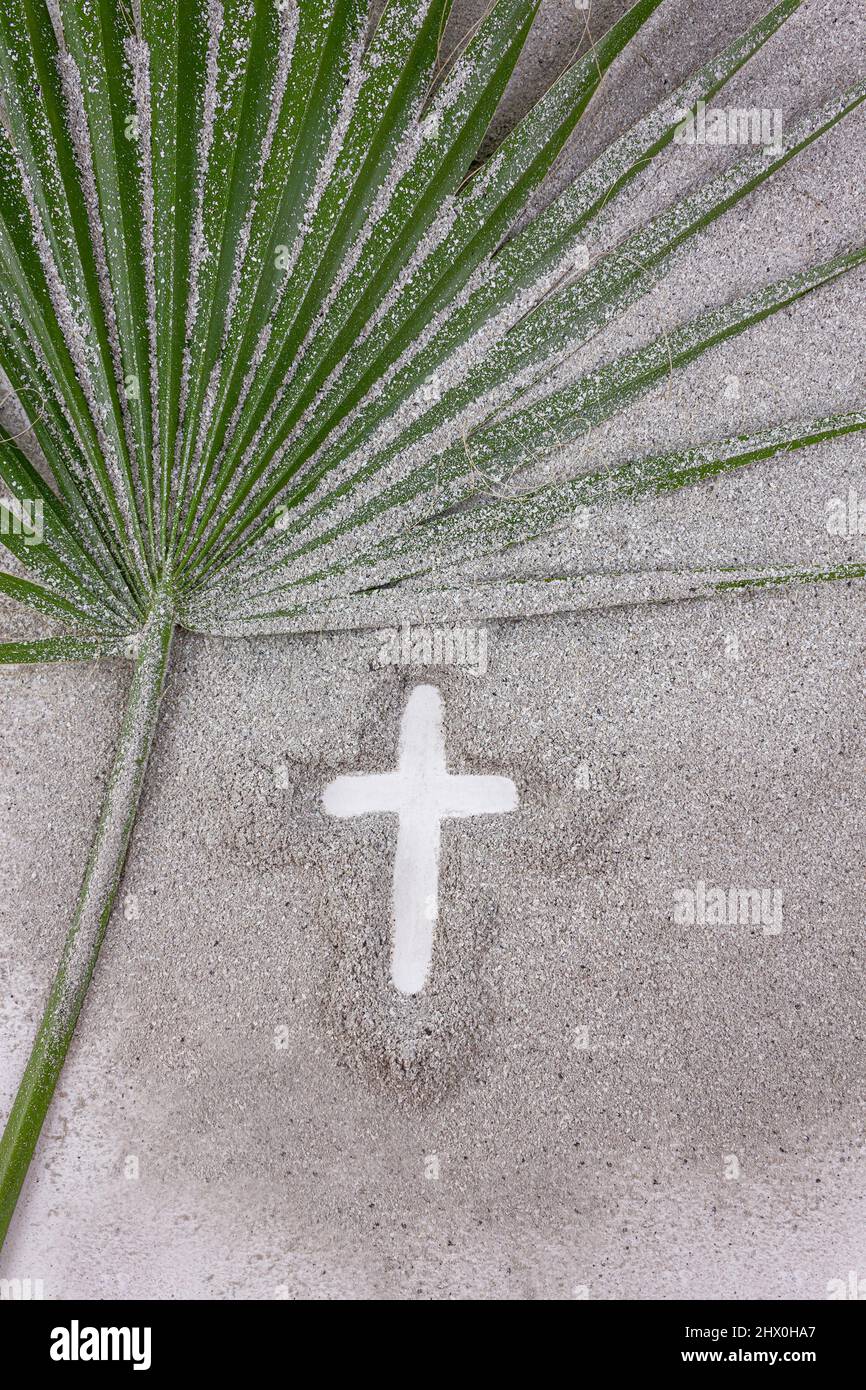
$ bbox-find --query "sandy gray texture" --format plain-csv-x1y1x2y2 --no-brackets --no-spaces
2,0,866,1299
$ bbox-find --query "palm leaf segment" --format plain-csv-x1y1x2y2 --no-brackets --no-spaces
0,0,863,663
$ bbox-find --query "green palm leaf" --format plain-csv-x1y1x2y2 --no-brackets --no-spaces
0,0,861,1247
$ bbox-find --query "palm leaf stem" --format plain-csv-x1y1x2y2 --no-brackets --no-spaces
0,590,174,1248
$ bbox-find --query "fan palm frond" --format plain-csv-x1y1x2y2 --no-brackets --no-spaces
0,0,862,1245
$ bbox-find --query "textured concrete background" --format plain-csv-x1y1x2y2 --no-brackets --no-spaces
2,0,866,1299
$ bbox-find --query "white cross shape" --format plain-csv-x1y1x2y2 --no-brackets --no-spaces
322,684,518,995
